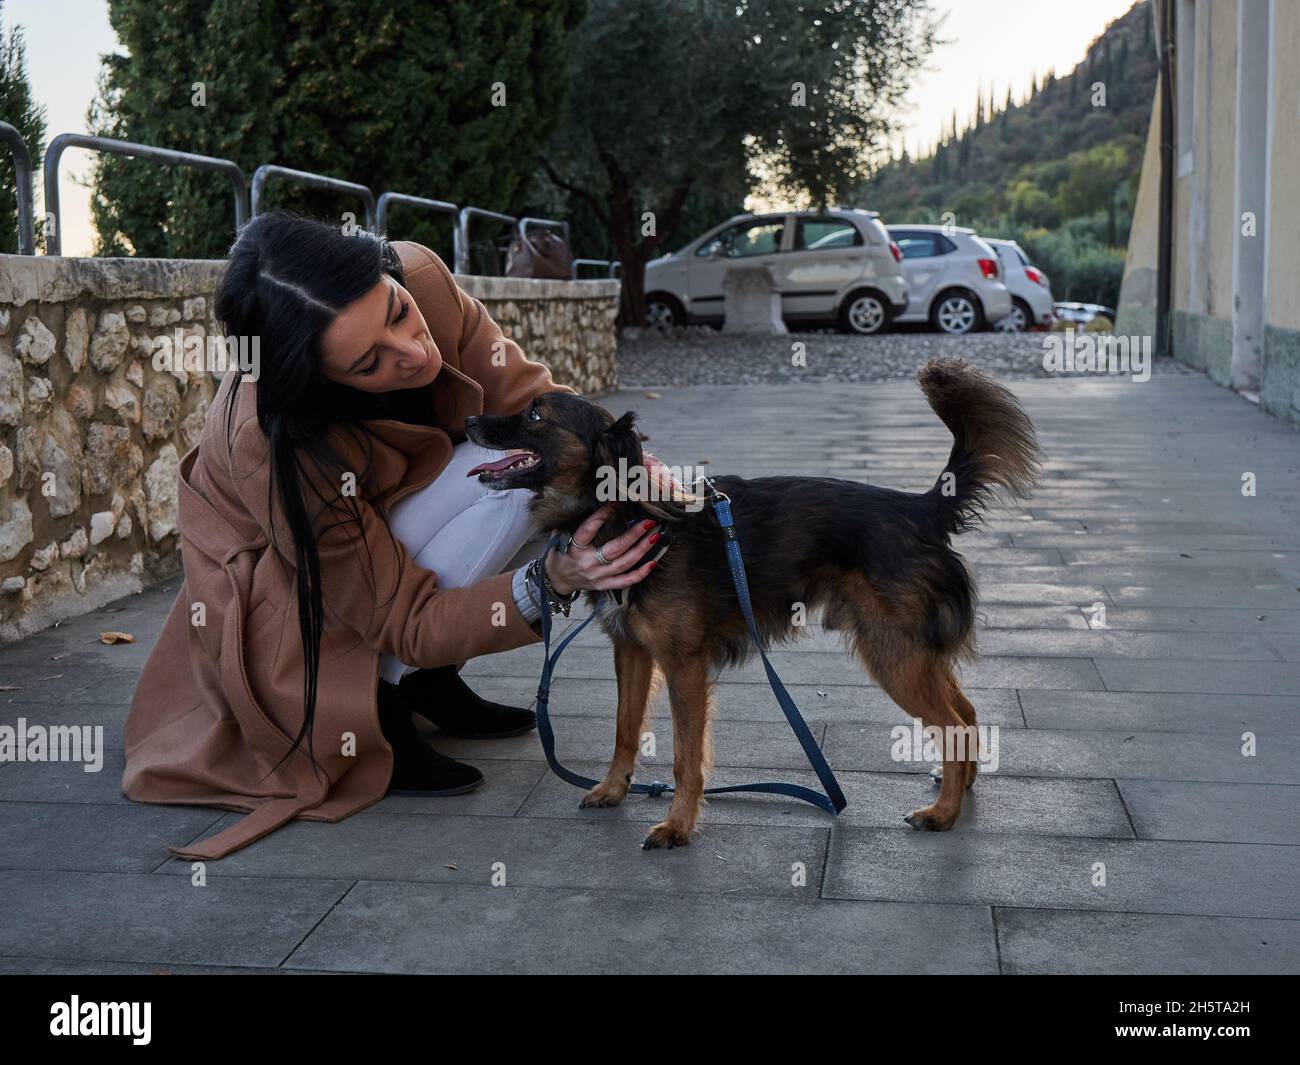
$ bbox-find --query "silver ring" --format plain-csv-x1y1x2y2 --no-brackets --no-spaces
594,545,610,565
571,539,592,551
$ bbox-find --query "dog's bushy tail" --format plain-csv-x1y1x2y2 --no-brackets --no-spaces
918,358,1042,535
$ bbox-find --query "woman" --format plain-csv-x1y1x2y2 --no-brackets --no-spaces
121,211,662,862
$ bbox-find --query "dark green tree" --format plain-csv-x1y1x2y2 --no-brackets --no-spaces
89,0,587,259
0,1,45,253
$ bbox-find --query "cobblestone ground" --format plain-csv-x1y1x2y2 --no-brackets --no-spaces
617,325,1195,387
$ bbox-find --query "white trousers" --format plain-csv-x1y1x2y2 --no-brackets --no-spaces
377,440,550,686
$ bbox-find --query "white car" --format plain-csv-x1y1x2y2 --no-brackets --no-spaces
885,224,1013,334
986,238,1056,331
1053,302,1117,327
644,208,908,335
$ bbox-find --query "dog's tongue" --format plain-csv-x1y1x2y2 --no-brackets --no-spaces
467,449,531,477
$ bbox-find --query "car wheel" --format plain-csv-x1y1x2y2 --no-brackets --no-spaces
995,299,1032,333
838,291,891,335
645,294,684,331
930,290,982,335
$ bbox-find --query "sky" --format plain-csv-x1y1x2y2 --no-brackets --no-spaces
4,0,1142,255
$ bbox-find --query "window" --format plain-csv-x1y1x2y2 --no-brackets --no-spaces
893,232,942,259
696,219,786,258
795,217,862,251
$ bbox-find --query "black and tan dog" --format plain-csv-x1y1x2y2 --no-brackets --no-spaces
465,359,1041,849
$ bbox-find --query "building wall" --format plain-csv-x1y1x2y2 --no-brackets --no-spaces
1171,0,1238,385
1261,0,1300,421
0,255,621,644
1121,0,1300,424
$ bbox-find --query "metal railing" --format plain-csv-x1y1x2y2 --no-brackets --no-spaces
42,133,248,256
0,121,35,255
376,191,459,263
11,129,613,281
251,164,376,232
571,258,621,280
456,206,516,274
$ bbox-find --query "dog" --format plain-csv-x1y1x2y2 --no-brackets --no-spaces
464,358,1041,849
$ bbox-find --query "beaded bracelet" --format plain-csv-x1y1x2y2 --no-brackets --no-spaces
526,555,580,617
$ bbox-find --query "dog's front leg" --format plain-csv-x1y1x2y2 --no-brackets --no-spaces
580,635,656,809
643,655,713,850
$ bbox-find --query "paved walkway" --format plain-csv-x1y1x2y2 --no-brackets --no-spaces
1,368,1298,973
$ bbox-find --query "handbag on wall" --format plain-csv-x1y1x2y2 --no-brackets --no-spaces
505,227,574,280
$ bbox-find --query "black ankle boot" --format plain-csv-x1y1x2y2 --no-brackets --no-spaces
377,679,484,796
398,665,536,740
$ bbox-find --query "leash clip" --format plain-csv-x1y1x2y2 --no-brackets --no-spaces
647,780,672,797
691,473,730,505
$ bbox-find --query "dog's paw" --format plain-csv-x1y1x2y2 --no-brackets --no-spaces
903,804,958,831
579,782,627,809
641,821,692,850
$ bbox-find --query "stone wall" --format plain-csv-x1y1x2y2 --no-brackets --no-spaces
0,254,620,644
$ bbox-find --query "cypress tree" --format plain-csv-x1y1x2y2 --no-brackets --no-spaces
0,2,45,253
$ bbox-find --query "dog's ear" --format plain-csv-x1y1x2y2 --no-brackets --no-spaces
595,410,644,471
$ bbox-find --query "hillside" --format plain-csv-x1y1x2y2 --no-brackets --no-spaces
852,1,1159,307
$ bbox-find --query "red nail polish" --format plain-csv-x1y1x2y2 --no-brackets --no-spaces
649,533,660,543
643,519,655,529
649,561,657,569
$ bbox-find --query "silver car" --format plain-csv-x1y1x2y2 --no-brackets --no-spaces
644,208,908,335
886,224,1013,334
986,238,1056,332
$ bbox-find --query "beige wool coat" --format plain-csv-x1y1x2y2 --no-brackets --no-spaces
122,241,576,861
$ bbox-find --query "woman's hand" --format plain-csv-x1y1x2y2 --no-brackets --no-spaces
543,503,661,595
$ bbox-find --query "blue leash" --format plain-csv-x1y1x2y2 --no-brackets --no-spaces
533,480,847,815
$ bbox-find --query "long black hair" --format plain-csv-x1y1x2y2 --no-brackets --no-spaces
213,210,427,782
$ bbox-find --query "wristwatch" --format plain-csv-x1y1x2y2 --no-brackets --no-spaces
526,555,581,617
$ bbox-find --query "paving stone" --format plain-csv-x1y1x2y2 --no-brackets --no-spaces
515,759,1133,838
823,829,1300,919
464,677,1027,726
0,746,130,802
1095,658,1300,695
430,717,831,771
157,813,830,899
0,702,128,749
996,908,1300,974
0,800,222,872
1019,690,1300,734
284,881,998,975
0,957,344,974
466,645,1105,691
976,630,1280,660
1116,780,1300,845
822,724,1293,782
0,869,353,967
